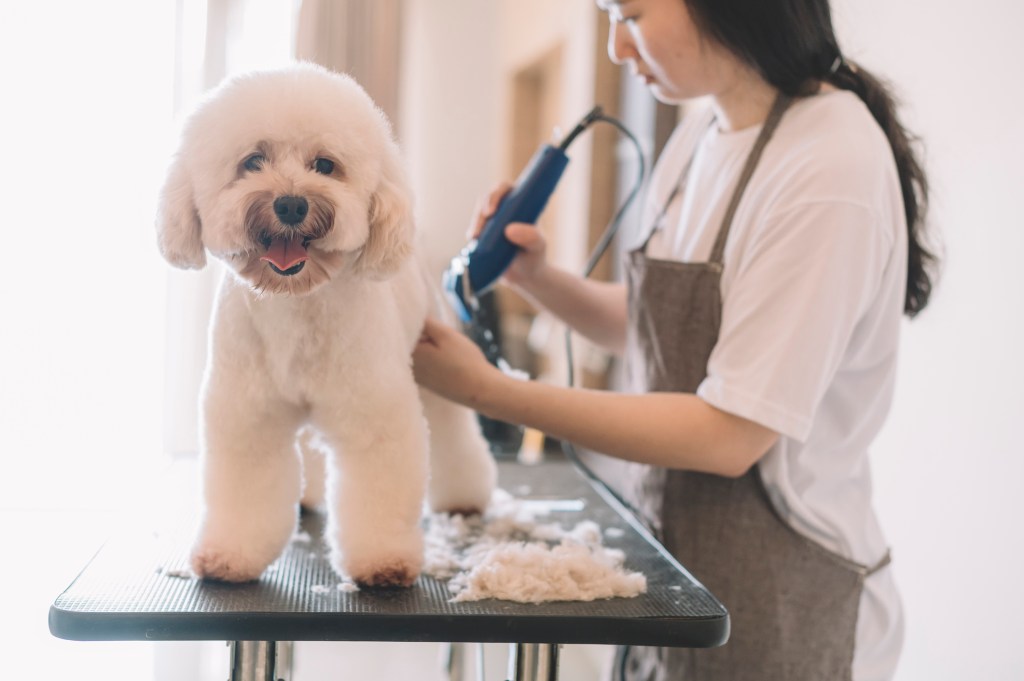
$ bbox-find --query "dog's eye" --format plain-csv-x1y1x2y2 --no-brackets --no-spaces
313,158,335,175
243,153,266,172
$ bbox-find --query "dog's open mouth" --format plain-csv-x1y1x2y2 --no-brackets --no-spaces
260,236,311,276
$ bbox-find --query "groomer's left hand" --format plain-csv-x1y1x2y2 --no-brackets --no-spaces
413,319,501,409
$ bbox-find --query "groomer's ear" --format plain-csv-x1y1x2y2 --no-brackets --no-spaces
358,146,414,278
155,155,207,270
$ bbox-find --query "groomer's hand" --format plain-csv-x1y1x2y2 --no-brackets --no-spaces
470,182,549,288
413,318,503,410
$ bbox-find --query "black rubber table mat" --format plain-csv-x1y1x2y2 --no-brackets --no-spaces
50,459,728,647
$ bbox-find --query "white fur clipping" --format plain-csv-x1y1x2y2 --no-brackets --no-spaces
424,489,647,604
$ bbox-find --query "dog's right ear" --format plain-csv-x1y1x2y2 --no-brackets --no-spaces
155,155,206,269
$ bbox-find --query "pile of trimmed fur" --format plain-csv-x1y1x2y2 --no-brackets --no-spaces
423,489,646,603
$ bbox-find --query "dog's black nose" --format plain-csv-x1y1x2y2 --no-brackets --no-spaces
273,195,309,225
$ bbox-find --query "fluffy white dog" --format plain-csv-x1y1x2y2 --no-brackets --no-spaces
156,63,497,587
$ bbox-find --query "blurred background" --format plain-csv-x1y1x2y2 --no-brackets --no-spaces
0,0,1021,679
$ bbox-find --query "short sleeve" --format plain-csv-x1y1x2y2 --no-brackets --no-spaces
696,200,894,441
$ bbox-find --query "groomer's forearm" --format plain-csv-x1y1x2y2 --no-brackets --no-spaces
476,374,776,477
512,266,627,353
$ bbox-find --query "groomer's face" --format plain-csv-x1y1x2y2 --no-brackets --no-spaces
598,0,725,103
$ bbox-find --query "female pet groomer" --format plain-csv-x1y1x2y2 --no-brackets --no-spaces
413,0,937,678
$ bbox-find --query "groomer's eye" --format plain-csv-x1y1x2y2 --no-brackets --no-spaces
243,153,266,172
313,157,336,175
615,10,638,24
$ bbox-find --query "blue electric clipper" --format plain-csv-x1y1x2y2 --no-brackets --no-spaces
444,107,604,322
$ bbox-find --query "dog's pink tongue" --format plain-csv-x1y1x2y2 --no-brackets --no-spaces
261,238,309,270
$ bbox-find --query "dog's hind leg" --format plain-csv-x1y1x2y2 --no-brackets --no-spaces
419,387,497,515
297,426,327,511
189,387,304,583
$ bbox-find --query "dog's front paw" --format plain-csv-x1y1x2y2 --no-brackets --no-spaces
348,559,420,588
190,543,270,583
433,503,488,517
331,532,424,588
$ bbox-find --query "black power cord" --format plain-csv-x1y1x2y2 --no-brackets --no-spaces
558,112,647,516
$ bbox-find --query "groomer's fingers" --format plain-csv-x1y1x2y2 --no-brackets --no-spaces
468,181,514,238
417,318,447,346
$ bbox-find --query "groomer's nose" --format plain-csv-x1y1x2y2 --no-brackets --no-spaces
607,21,633,65
274,195,309,225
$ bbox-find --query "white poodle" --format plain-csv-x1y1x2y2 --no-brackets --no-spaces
156,62,497,587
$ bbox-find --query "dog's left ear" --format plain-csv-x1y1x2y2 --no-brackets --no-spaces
357,150,414,278
155,155,207,270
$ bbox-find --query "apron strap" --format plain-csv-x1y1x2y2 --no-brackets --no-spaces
641,166,689,252
708,93,793,265
866,548,893,577
638,108,717,251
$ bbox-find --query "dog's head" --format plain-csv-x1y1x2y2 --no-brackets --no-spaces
156,63,413,295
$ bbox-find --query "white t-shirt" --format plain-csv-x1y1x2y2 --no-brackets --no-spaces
641,91,906,681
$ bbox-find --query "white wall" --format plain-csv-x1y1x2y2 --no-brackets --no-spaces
497,0,600,277
398,0,503,277
833,1,1024,678
398,0,603,279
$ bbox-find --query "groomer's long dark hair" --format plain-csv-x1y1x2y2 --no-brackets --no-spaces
685,0,937,317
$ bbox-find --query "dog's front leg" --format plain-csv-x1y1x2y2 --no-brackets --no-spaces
189,371,304,583
316,370,428,587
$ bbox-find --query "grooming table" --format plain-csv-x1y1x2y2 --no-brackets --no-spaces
49,459,729,680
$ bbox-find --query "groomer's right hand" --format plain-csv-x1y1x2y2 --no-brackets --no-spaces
469,182,549,287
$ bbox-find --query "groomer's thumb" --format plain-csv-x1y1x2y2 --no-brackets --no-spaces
505,223,544,251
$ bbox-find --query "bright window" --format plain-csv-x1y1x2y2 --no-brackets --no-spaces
0,2,297,679
0,1,177,511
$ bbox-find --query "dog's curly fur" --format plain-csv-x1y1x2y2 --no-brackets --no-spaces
156,63,497,586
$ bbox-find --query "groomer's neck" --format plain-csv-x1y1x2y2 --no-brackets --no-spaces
711,65,779,133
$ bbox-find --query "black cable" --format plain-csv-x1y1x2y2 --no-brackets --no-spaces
558,106,605,151
566,113,646,393
557,113,647,518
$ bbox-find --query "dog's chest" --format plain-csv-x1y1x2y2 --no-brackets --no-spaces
238,277,419,407
249,298,350,400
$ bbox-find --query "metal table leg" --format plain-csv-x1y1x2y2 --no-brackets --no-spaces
229,640,556,681
443,642,487,681
228,641,293,681
508,643,560,681
443,642,465,681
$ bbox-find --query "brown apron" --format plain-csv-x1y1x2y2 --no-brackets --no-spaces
607,94,891,681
